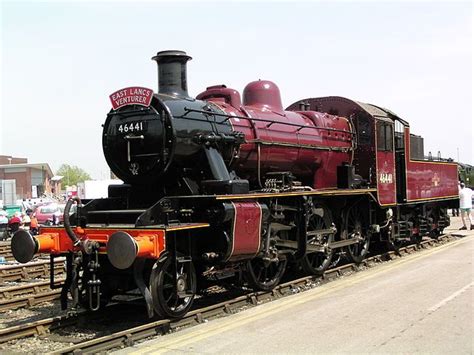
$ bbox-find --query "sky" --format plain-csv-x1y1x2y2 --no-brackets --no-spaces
0,0,472,179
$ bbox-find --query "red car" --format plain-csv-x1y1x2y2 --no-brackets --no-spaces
34,204,62,225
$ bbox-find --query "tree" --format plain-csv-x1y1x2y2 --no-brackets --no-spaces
56,164,91,187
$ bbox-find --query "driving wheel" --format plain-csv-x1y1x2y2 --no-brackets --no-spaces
245,257,287,292
300,202,334,275
342,204,370,263
150,252,196,319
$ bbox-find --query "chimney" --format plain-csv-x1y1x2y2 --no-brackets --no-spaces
152,50,192,98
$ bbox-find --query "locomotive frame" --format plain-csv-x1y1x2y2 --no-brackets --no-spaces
11,50,458,319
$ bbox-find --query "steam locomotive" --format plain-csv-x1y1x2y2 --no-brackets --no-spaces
11,50,458,319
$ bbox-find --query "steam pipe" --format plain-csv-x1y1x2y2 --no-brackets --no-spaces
64,196,82,246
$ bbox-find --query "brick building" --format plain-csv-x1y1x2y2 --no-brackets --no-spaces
0,155,56,201
0,156,27,165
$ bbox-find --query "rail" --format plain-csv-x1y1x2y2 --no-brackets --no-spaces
0,244,13,261
0,279,64,312
0,259,65,284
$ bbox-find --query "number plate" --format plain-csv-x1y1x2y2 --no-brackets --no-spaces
116,121,148,134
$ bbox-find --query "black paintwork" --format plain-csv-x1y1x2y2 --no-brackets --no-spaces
102,94,240,202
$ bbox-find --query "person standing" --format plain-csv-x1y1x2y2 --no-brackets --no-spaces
459,182,473,230
8,212,22,234
29,213,39,235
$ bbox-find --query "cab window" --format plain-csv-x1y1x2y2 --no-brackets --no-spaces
377,122,393,152
356,114,372,146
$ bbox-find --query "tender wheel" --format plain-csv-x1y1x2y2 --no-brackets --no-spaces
245,257,287,292
300,203,334,275
427,208,441,240
388,232,406,252
342,204,370,263
438,208,449,235
150,253,196,319
387,220,409,252
410,227,423,244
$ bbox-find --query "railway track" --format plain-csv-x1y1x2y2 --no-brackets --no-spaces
0,243,13,262
0,234,456,353
0,258,65,284
0,242,52,263
0,241,64,312
0,279,64,312
1,246,48,262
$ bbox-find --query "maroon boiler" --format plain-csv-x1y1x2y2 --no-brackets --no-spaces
197,80,354,189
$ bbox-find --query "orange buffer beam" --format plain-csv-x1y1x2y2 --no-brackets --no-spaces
11,230,61,263
106,230,165,269
13,224,208,266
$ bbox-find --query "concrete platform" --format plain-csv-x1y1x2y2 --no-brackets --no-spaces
117,218,474,354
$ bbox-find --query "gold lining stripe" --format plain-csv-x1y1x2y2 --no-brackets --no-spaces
229,202,237,260
216,188,377,200
79,228,164,232
246,139,352,152
65,224,210,233
256,203,262,257
406,195,458,202
165,224,210,231
408,159,457,166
